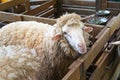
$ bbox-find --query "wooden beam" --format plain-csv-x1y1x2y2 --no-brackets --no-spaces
96,0,107,10
90,50,114,80
22,15,56,25
62,61,82,80
101,56,118,80
24,0,56,16
24,0,30,11
62,0,95,7
62,4,95,10
106,13,120,36
0,11,22,22
38,8,55,17
108,1,120,9
0,11,56,24
54,0,62,18
63,0,120,10
0,0,30,11
13,5,25,13
101,0,107,10
30,1,47,5
111,63,120,80
62,7,95,15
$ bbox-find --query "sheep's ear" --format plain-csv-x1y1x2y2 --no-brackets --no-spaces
52,34,62,41
83,26,93,33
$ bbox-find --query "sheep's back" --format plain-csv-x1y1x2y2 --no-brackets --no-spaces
0,21,75,80
0,21,51,49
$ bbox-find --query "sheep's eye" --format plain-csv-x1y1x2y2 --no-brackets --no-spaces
63,32,67,35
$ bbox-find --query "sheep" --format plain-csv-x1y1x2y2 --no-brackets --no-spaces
0,13,93,80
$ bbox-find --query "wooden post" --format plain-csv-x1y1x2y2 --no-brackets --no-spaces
54,0,62,18
96,0,107,11
24,0,30,11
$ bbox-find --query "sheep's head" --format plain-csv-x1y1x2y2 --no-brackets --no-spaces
54,13,93,55
62,19,93,54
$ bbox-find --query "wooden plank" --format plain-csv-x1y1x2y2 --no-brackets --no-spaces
108,1,120,9
62,4,95,10
111,63,120,80
0,0,30,11
107,8,120,12
0,11,22,21
89,51,113,80
106,13,120,36
62,61,82,80
30,1,47,5
13,5,25,13
101,0,107,10
22,15,56,25
34,6,53,16
62,7,95,15
0,11,55,24
96,0,107,10
81,14,95,22
24,0,30,11
62,0,95,7
101,56,118,80
85,23,104,28
48,14,54,18
39,8,55,17
24,0,56,16
95,27,107,39
54,0,62,18
63,0,120,9
62,67,80,80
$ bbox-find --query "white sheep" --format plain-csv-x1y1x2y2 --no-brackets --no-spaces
0,13,93,80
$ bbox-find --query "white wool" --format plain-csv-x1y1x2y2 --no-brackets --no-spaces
7,73,17,79
0,45,37,58
0,45,40,80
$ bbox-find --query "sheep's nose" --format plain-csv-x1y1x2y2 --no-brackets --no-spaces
78,43,87,53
